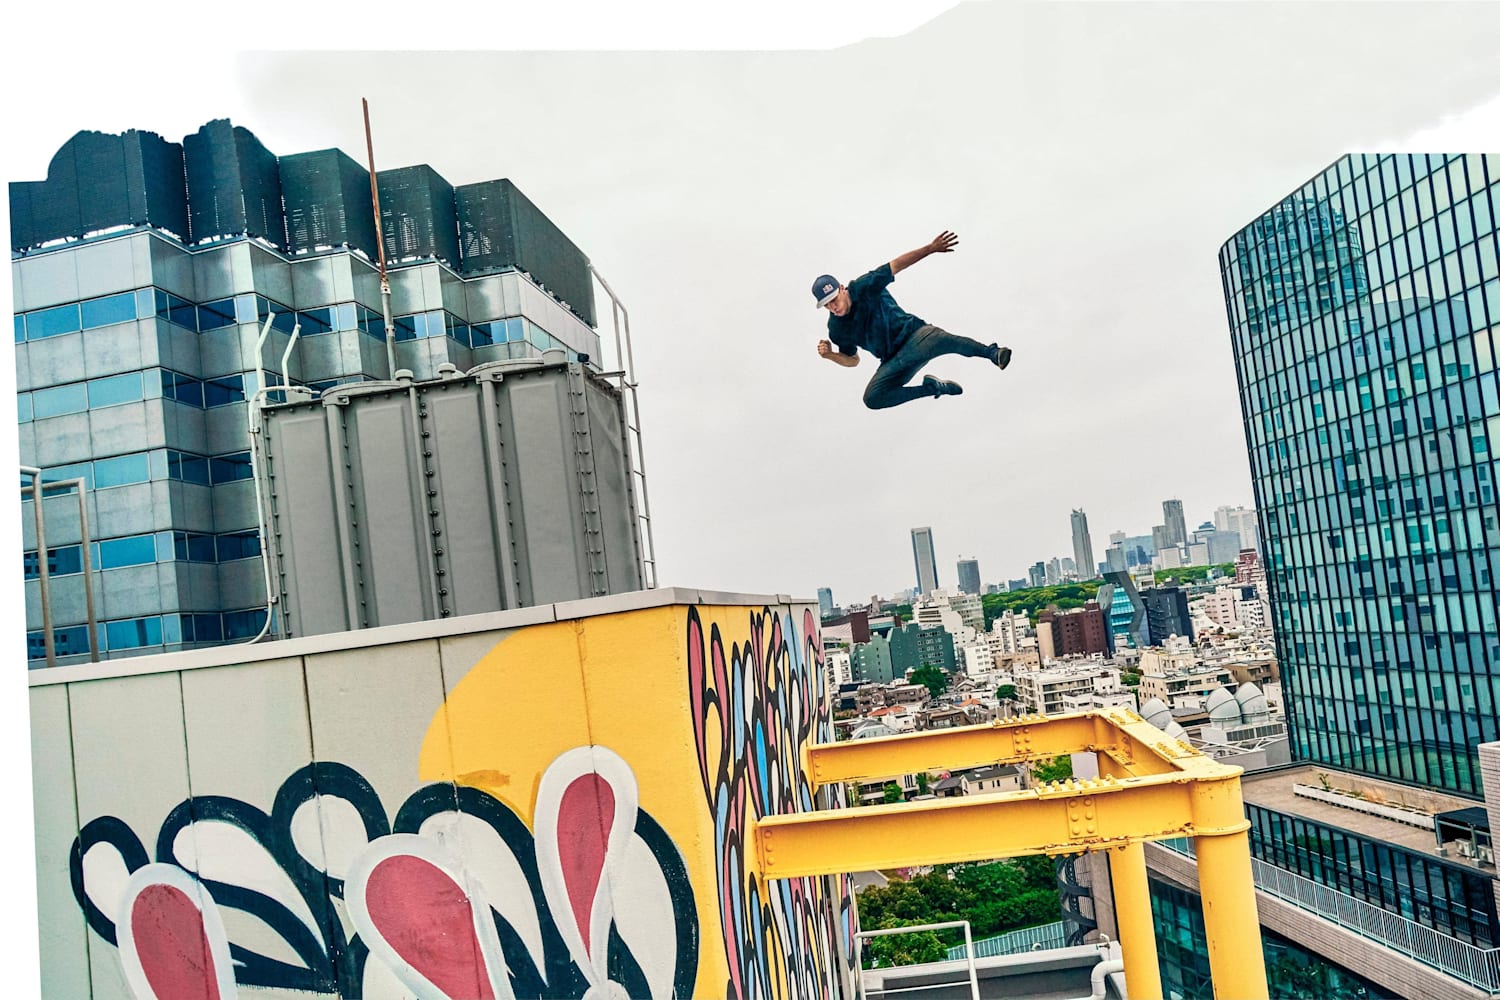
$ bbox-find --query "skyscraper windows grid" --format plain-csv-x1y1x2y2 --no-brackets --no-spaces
1221,153,1499,796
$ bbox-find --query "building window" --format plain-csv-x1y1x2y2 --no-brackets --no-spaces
24,303,83,340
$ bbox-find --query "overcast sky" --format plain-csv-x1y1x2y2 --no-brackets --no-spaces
9,7,1500,602
3,1,1500,985
6,3,1500,608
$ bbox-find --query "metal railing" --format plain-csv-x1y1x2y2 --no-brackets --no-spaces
1158,839,1500,992
589,264,657,590
858,920,980,999
944,920,1068,961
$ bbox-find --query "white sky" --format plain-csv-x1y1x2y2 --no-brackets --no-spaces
3,1,1500,988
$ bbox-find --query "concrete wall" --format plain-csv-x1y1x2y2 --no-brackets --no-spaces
31,589,857,999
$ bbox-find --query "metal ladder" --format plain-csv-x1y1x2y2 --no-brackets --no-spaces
590,265,658,590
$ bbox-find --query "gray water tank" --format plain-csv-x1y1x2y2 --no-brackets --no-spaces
258,357,643,638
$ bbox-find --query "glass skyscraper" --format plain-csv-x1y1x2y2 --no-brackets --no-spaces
1149,153,1500,999
1222,153,1499,797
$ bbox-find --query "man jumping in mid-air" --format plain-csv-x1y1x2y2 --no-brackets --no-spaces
813,230,1010,409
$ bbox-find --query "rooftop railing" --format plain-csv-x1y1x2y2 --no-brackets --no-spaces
1158,839,1500,993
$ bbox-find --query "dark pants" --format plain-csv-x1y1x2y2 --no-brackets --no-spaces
863,324,991,409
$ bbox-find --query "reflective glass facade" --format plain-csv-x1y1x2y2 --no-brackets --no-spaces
1220,154,1500,795
1149,875,1396,1000
1247,803,1497,946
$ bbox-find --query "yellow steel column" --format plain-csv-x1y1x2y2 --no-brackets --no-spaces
1192,775,1268,1000
1110,842,1164,1000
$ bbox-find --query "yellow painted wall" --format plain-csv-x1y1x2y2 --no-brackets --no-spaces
422,603,857,999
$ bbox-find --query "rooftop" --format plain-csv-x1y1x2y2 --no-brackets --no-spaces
1240,764,1492,874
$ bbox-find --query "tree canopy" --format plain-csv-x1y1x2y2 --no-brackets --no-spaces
910,665,949,699
857,858,1061,968
1031,755,1074,783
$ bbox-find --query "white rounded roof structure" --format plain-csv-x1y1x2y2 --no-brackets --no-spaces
1139,698,1172,730
852,722,898,740
1206,687,1242,723
1235,682,1270,720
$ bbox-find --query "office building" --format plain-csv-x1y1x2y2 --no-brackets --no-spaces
956,557,981,595
850,635,895,686
1104,544,1127,573
1045,557,1062,586
910,526,938,596
1028,561,1045,589
1146,153,1500,999
1036,602,1109,661
1098,570,1148,651
887,621,956,676
1214,504,1261,553
817,587,834,618
1162,498,1187,547
17,119,607,666
1142,586,1194,644
1070,508,1096,581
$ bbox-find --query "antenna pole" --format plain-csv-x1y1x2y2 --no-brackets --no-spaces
363,98,398,377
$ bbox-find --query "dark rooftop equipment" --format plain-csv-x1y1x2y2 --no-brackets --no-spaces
279,148,378,258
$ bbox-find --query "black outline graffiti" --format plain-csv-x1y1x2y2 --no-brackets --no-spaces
69,764,699,999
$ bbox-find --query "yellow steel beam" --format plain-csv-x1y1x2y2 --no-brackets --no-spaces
768,710,1268,1000
805,709,1224,789
757,768,1248,878
1110,841,1165,1000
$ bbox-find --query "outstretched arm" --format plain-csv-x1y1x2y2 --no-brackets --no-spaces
889,230,959,275
817,340,860,368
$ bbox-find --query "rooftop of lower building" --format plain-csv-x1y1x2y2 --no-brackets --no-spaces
1240,763,1494,875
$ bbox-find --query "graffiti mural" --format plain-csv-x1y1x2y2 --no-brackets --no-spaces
69,748,698,999
687,606,858,999
43,599,856,998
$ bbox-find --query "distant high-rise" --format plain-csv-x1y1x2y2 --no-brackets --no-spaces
817,587,834,618
1028,562,1045,589
1070,508,1096,581
910,526,938,596
1044,557,1061,586
1162,499,1187,547
956,557,981,595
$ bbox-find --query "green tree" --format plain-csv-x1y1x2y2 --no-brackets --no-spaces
1152,563,1236,586
916,772,930,795
980,584,1101,627
1032,755,1073,783
996,683,1017,701
883,782,905,804
867,928,947,969
911,665,949,699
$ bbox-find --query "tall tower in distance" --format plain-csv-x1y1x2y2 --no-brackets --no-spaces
1070,508,1096,581
956,557,981,595
1162,498,1187,548
910,527,938,597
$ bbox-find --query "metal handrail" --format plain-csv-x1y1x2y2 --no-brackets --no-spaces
1158,839,1500,991
857,920,979,1000
945,920,1068,961
589,264,657,589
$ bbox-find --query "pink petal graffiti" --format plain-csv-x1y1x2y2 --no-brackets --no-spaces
117,863,238,1000
535,746,639,998
345,834,512,1000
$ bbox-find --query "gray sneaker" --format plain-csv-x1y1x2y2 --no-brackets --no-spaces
923,375,963,398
